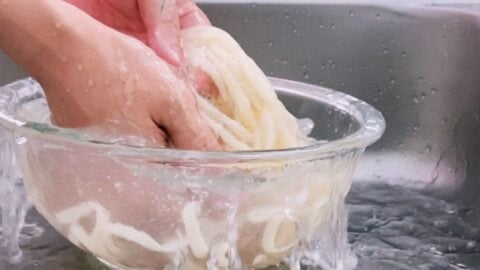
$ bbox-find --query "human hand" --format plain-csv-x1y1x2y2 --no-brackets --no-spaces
49,6,221,150
0,0,220,150
65,0,217,96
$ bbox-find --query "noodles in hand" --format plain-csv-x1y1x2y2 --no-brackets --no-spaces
182,26,308,151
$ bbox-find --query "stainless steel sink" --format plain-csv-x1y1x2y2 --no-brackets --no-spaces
1,1,480,269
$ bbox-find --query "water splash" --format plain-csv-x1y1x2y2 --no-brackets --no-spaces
0,129,43,264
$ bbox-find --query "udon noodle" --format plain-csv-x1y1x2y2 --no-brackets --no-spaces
182,26,308,150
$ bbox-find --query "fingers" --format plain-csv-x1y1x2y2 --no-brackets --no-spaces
151,80,222,151
192,69,219,98
167,92,222,151
139,0,183,66
176,0,211,29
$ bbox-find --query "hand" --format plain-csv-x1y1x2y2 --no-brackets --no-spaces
0,0,221,150
65,0,217,96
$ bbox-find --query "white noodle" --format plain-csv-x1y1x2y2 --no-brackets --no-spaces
181,201,209,259
262,214,297,254
182,26,307,150
56,201,182,266
246,207,283,224
211,242,230,268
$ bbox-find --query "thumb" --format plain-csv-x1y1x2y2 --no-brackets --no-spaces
139,0,183,66
176,0,211,29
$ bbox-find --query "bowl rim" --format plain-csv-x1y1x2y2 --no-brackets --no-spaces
0,77,385,162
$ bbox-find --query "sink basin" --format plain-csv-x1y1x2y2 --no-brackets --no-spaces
1,1,480,269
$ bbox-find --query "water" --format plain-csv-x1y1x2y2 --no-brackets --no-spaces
349,183,480,270
0,182,478,269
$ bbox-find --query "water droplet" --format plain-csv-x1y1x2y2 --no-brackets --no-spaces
413,96,419,103
267,40,274,47
401,51,407,58
293,27,299,34
114,182,123,189
76,65,83,71
87,78,95,87
376,13,381,19
430,88,438,94
250,3,256,8
441,118,447,125
349,11,355,16
467,241,476,249
14,135,27,145
318,23,325,29
55,21,62,29
413,124,419,131
33,261,40,266
387,67,393,72
446,205,457,214
383,49,388,55
330,23,336,29
420,92,427,99
320,64,326,69
456,263,467,269
425,144,432,154
303,71,310,79
389,77,396,84
419,76,424,82
430,246,443,255
65,88,71,93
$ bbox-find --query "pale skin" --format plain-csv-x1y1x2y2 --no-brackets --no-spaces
0,0,221,150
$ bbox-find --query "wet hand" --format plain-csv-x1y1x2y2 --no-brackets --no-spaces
65,0,217,96
0,0,220,150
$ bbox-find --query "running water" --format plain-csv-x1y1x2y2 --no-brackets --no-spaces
349,183,480,270
0,181,479,269
0,129,43,266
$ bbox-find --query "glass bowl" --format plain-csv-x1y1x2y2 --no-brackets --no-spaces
0,78,385,270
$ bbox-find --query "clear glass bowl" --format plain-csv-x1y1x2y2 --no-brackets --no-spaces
0,78,385,270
